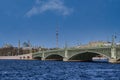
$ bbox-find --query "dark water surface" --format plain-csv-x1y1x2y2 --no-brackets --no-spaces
0,60,120,80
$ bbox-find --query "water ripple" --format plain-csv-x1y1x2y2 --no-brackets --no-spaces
0,60,120,80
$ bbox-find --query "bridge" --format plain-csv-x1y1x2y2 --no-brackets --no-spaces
32,45,120,63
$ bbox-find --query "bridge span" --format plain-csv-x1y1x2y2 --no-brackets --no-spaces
32,46,120,63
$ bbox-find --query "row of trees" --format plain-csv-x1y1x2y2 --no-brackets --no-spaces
0,41,60,56
0,47,39,56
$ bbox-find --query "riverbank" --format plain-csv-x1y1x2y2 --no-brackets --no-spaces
0,54,32,60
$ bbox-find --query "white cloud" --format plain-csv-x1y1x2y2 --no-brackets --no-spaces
26,0,73,17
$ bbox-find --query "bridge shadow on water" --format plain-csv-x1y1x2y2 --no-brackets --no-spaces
35,59,109,64
64,60,109,64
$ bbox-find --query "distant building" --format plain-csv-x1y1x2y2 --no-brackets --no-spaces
23,42,30,47
116,42,120,46
89,41,111,47
77,41,111,48
103,42,111,47
3,43,13,48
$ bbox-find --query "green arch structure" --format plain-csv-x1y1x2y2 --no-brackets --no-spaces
32,46,120,63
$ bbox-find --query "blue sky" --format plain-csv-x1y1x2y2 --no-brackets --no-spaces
0,0,120,48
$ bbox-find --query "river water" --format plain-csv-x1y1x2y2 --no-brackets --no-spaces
0,60,120,80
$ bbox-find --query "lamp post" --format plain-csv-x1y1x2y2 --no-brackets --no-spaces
17,40,20,56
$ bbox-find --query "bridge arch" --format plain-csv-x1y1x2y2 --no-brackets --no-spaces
33,57,42,60
117,58,120,61
68,51,110,61
45,54,64,61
